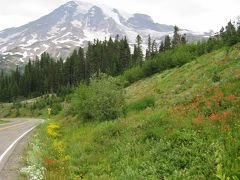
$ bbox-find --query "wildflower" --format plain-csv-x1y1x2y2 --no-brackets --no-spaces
64,155,71,161
20,165,45,180
190,98,200,108
211,91,224,101
53,140,65,158
45,156,56,165
215,101,220,106
221,111,229,121
47,123,60,137
191,102,198,107
210,113,218,120
225,94,236,102
205,100,211,106
210,96,216,100
217,92,224,99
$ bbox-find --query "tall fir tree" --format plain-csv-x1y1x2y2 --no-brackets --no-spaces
134,35,143,66
172,25,181,48
159,41,164,52
180,33,187,45
164,35,171,51
146,34,152,59
151,40,158,58
119,37,131,72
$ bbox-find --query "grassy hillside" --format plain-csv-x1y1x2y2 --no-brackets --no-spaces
21,44,240,179
0,95,63,118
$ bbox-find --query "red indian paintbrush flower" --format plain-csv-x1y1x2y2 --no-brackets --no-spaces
226,94,236,101
221,111,229,121
210,113,217,120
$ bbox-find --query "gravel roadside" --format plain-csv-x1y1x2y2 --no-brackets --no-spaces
0,131,34,180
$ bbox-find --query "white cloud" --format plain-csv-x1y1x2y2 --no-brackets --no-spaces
0,0,239,32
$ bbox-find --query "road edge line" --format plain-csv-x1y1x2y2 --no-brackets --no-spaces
0,125,37,163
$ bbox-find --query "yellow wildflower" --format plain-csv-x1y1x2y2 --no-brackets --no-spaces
47,123,59,137
53,140,65,158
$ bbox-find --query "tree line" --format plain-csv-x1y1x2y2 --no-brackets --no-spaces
0,35,142,101
0,21,240,102
122,21,240,84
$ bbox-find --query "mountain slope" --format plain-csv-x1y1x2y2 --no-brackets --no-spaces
18,43,240,179
0,0,210,69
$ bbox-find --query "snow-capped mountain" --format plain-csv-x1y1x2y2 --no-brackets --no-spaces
0,1,210,69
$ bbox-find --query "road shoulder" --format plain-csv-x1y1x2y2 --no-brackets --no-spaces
0,131,33,180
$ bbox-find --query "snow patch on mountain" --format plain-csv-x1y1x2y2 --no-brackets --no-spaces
74,1,94,14
71,20,82,28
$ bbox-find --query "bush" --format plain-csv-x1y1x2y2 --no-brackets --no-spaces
52,103,62,115
72,73,125,121
142,60,159,77
156,45,194,70
124,95,155,114
122,66,144,85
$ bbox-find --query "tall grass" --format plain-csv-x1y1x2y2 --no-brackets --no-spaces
124,95,155,114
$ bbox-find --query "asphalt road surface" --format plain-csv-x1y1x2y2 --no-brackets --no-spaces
0,118,42,178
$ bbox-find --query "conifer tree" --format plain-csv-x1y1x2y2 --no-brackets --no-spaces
151,40,158,58
146,34,152,59
224,21,238,46
119,37,131,72
164,35,171,51
172,25,181,48
78,47,86,81
220,26,225,38
159,41,164,52
134,35,143,66
181,33,187,45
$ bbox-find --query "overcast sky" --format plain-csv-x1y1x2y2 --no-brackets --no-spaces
0,0,239,32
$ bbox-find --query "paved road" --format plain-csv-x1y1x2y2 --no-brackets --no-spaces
0,118,42,173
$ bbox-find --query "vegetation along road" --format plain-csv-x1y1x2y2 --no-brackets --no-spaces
0,118,43,179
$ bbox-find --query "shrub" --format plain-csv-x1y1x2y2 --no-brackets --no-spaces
122,66,144,85
124,95,155,114
142,60,159,77
51,103,62,115
156,45,194,70
72,73,125,121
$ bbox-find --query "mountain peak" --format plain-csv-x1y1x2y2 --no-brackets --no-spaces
64,1,78,7
61,1,93,14
66,0,93,7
